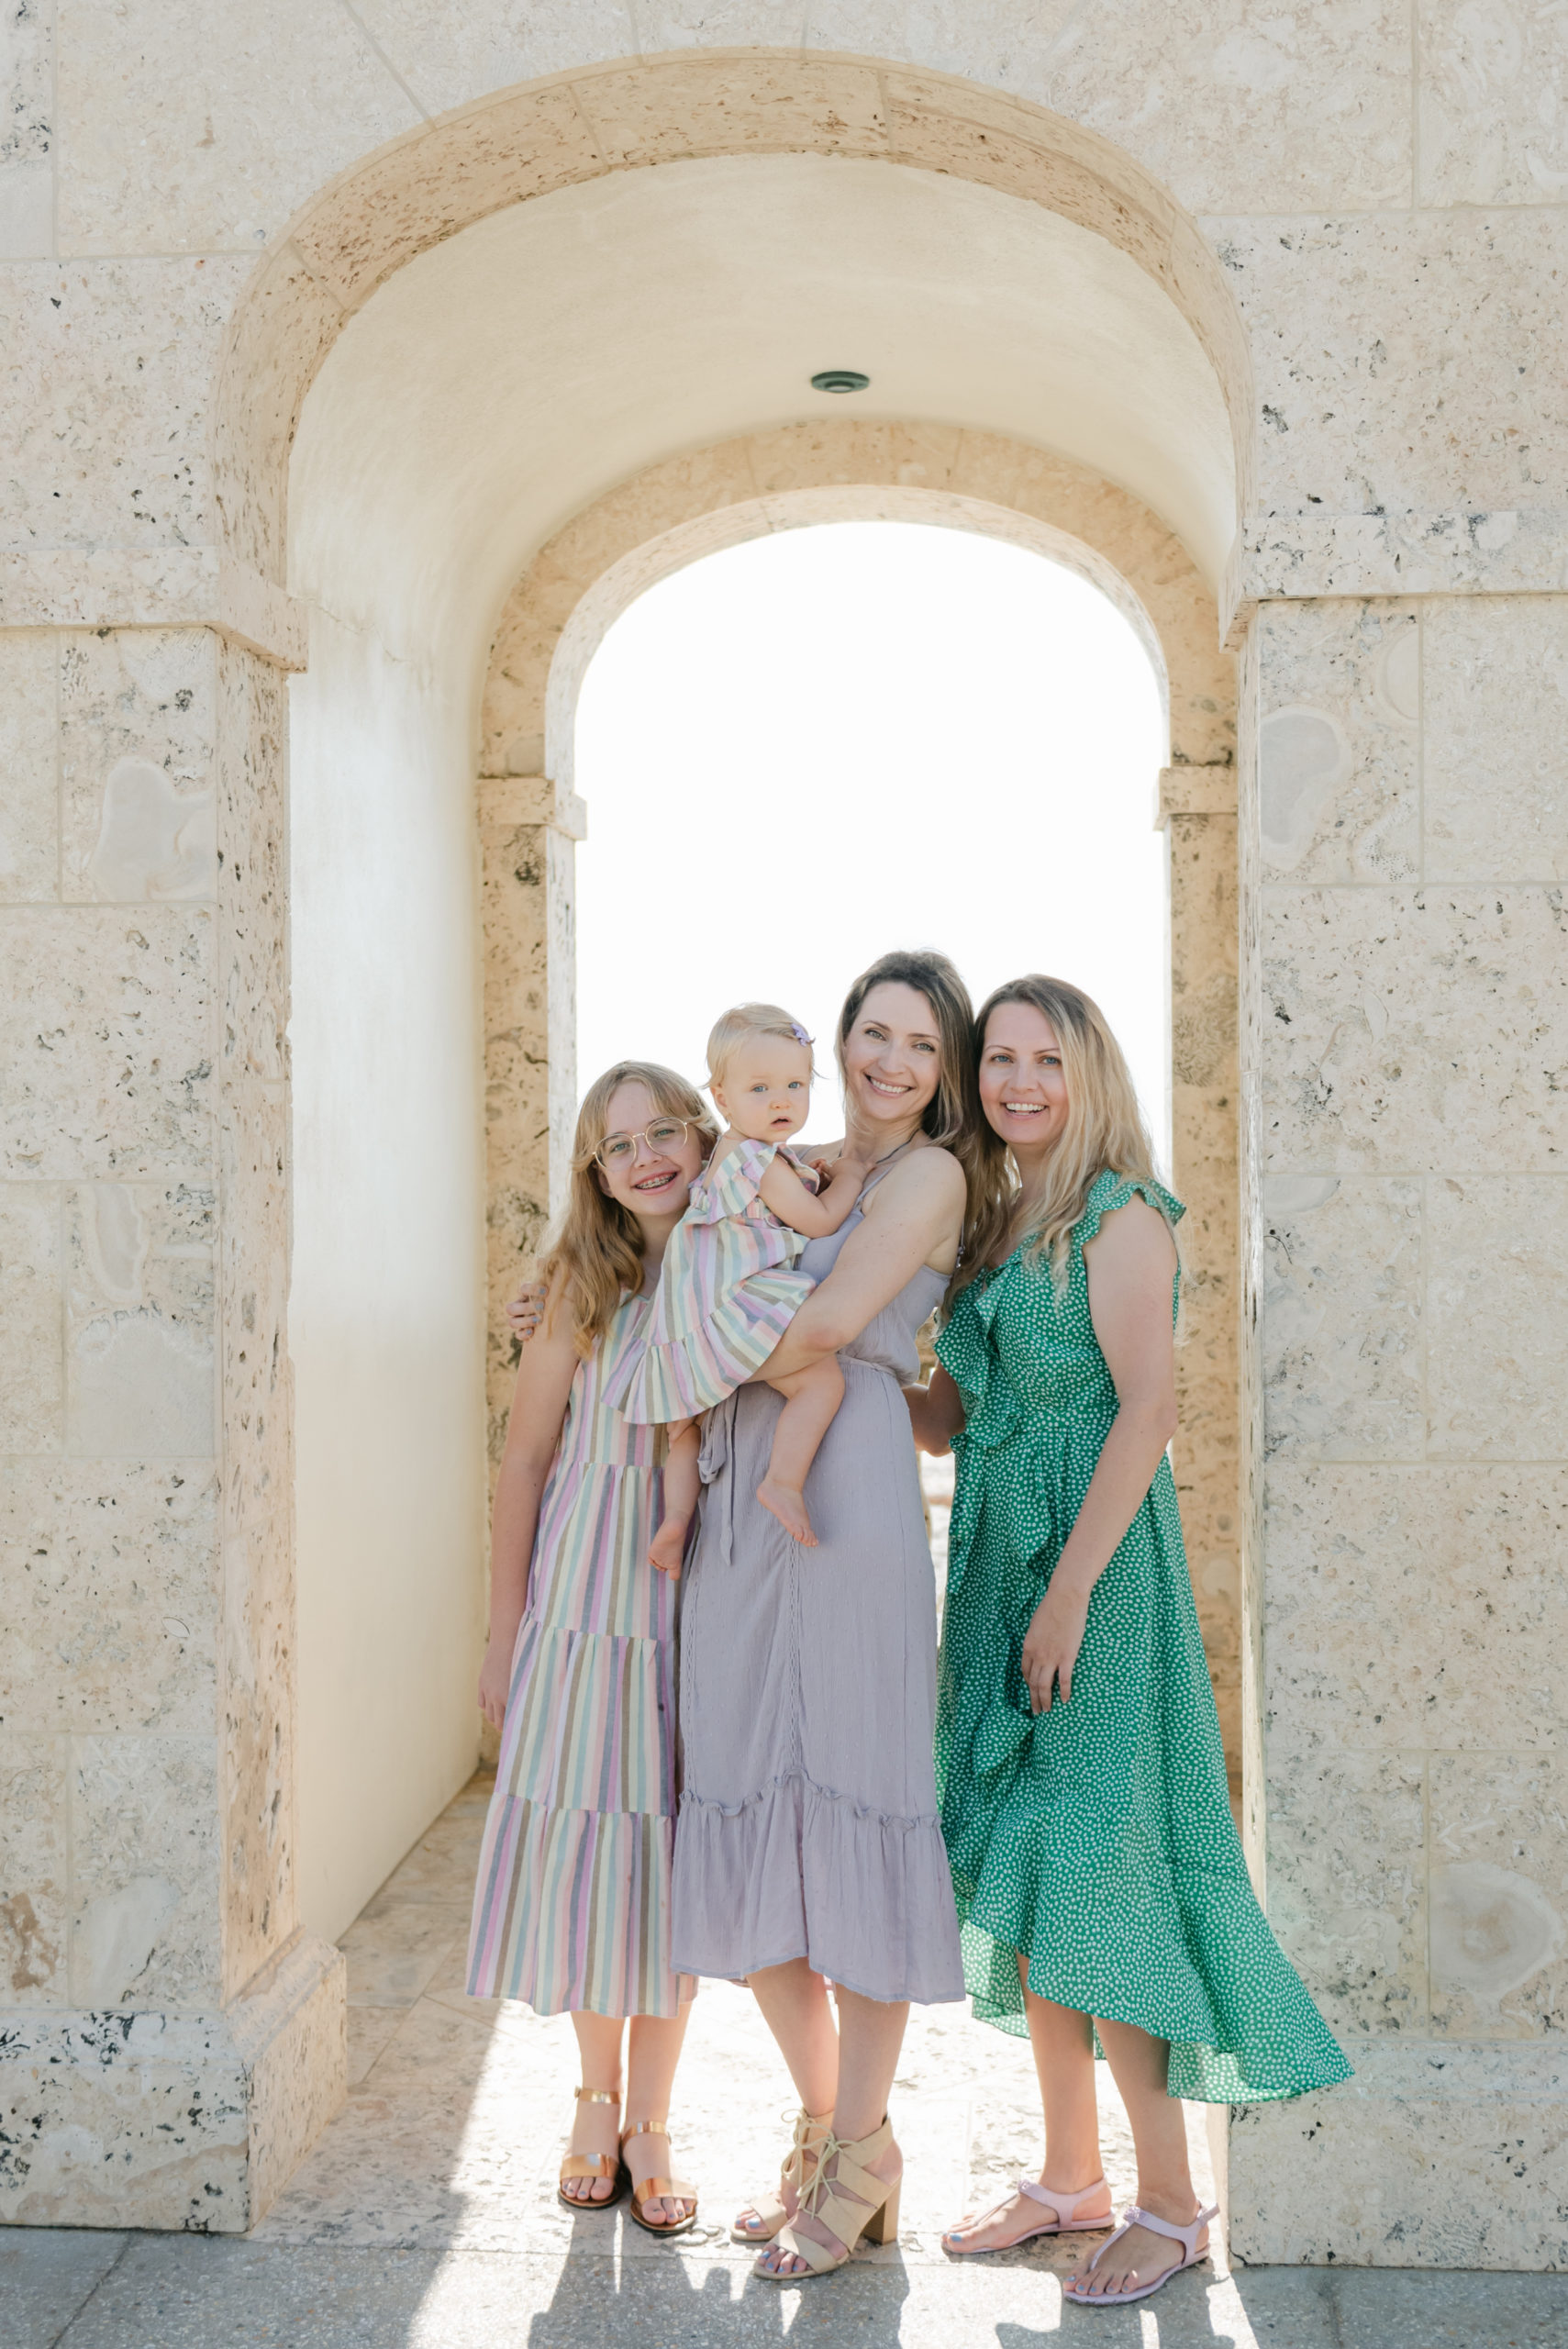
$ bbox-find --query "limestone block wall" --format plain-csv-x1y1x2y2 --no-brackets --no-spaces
1224,595,1568,2268
1,5,1565,2262
1161,764,1241,1752
0,622,344,2225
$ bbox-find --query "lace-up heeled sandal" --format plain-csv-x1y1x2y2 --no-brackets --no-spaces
620,2119,698,2239
754,2115,901,2280
557,2086,628,2212
731,2106,833,2243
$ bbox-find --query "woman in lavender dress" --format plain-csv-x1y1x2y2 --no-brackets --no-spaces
672,950,973,2282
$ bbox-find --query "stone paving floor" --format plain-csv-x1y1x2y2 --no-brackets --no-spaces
8,1764,1567,2347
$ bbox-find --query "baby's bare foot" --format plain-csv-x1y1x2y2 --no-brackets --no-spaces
758,1478,816,1546
648,1517,688,1577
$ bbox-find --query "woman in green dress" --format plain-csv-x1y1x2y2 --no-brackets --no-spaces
906,974,1350,2310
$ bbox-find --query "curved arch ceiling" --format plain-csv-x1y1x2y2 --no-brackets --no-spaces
290,150,1235,669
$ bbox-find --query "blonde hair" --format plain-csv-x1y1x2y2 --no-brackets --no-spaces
706,1002,815,1091
540,1062,718,1357
835,948,985,1219
957,974,1172,1294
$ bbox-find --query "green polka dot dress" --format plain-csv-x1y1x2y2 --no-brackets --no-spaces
934,1171,1351,2103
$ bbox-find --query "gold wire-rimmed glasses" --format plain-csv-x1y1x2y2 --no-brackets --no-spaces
595,1117,691,1170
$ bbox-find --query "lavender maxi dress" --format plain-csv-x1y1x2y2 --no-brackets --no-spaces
670,1200,966,2005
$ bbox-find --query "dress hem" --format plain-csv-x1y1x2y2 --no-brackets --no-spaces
672,1768,966,2009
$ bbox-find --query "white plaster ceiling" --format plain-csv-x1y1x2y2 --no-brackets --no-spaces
290,151,1235,670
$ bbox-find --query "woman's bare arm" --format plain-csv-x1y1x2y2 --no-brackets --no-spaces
478,1280,579,1728
1020,1196,1179,1712
763,1149,966,1379
904,1362,966,1455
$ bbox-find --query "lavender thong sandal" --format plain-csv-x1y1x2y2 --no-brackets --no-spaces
944,2176,1113,2255
1064,2201,1218,2307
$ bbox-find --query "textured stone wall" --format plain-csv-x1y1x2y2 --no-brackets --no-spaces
1161,766,1241,1756
1224,594,1568,2268
0,622,344,2224
2,7,1565,2260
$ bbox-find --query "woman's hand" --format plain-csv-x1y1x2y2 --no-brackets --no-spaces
507,1279,547,1341
1020,1573,1092,1711
478,1631,515,1730
904,1363,966,1455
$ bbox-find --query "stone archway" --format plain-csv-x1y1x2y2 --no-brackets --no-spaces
6,51,1257,2238
473,420,1240,1752
210,50,1252,609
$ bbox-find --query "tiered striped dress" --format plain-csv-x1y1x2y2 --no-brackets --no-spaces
467,1292,687,2017
605,1138,814,1425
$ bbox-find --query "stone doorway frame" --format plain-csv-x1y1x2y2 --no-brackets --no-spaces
473,421,1240,1750
6,50,1256,2235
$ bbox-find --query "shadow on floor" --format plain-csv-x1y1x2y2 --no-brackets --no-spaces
8,1771,1564,2346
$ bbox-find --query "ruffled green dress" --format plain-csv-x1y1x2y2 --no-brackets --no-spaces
935,1171,1351,2103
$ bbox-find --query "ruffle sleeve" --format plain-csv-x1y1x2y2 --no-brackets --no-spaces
684,1139,815,1228
1074,1169,1184,1250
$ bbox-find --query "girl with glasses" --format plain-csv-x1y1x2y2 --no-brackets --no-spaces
466,1062,715,2239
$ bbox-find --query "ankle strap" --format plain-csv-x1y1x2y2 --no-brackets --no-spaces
574,2087,618,2107
1105,2202,1218,2257
1018,2176,1106,2221
622,2119,670,2142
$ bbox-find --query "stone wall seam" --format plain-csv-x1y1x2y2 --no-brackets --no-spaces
335,0,438,127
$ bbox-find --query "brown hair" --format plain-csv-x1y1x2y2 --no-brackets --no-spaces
835,948,979,1148
539,1062,718,1357
957,974,1171,1294
836,949,990,1248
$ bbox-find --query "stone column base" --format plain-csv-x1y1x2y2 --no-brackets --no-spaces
1212,2043,1568,2268
0,1933,346,2232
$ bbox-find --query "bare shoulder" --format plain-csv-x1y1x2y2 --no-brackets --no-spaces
869,1141,966,1217
1083,1190,1177,1275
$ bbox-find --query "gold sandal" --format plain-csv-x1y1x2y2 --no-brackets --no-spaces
754,2115,901,2280
557,2086,628,2212
620,2118,698,2239
730,2106,833,2243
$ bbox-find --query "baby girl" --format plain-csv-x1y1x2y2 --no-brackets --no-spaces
607,1003,867,1568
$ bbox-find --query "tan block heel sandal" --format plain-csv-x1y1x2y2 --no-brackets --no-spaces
731,2105,833,2243
754,2115,901,2280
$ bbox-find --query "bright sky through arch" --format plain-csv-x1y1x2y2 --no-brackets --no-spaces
573,521,1170,1161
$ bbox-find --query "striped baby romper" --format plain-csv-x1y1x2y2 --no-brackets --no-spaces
467,1290,688,2015
604,1136,816,1425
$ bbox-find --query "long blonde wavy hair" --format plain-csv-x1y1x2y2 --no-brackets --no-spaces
539,1061,718,1357
956,974,1172,1293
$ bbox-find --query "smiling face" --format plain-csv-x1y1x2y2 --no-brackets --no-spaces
840,981,943,1138
979,998,1070,1161
594,1080,707,1228
711,1035,813,1145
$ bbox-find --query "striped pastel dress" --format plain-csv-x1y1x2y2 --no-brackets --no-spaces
605,1138,815,1426
466,1291,687,2017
